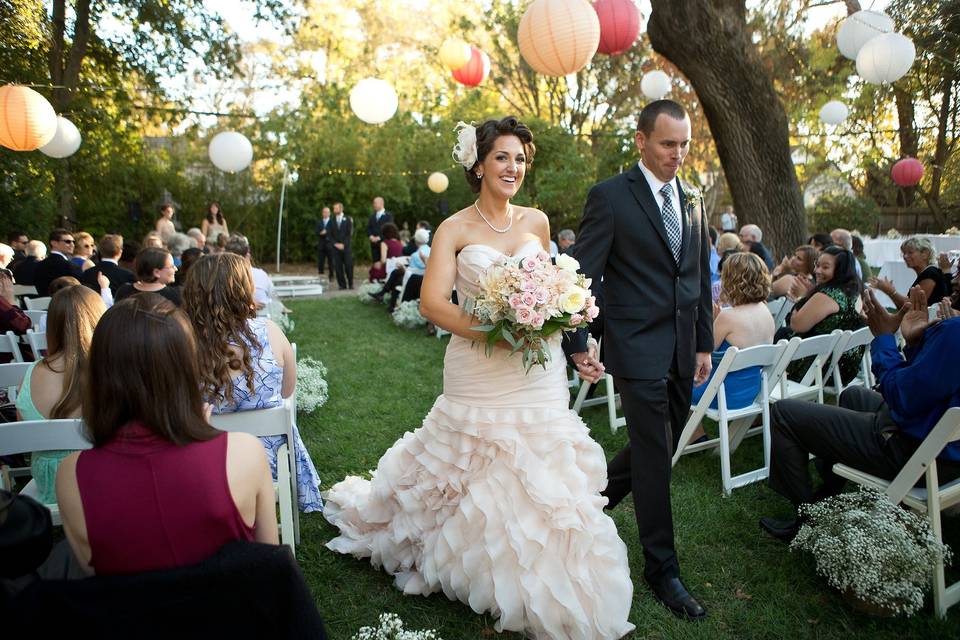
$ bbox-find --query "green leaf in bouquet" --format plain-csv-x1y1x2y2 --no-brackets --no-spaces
502,330,520,349
473,324,495,333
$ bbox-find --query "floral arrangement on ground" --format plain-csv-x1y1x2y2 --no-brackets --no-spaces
296,356,329,413
351,613,441,640
392,299,427,329
358,281,384,304
789,486,951,616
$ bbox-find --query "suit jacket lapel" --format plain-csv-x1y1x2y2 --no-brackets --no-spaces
676,177,691,263
626,164,671,254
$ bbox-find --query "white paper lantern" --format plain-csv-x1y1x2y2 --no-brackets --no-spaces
39,116,81,158
856,32,916,85
208,131,253,173
837,10,894,60
349,78,398,124
818,101,849,125
640,71,671,100
427,172,449,193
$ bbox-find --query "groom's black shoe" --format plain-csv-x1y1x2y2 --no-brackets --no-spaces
759,516,801,543
646,576,706,620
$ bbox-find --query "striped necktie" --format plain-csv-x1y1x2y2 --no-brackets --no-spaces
659,182,682,263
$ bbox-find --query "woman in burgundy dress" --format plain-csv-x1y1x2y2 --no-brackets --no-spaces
368,223,404,282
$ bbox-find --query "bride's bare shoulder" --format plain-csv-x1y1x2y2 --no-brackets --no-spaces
434,211,480,248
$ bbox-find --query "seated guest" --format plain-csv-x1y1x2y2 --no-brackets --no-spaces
16,285,105,504
688,253,774,442
808,233,832,251
870,236,949,307
175,247,203,286
55,294,278,575
34,229,81,296
166,232,195,266
115,248,181,306
738,224,775,270
378,228,431,311
829,228,861,279
119,240,140,272
851,234,872,280
186,227,208,254
7,231,28,261
368,223,403,283
82,234,134,296
557,228,576,256
183,254,323,513
0,268,31,363
12,240,46,286
402,221,432,256
142,231,164,250
770,245,817,299
223,234,276,310
0,243,13,269
761,286,960,541
707,226,720,285
70,232,97,271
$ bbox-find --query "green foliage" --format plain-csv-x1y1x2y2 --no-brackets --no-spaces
808,194,880,234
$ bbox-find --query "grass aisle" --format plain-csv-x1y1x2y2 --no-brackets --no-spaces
287,296,959,639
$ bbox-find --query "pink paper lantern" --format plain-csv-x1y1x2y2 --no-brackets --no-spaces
891,157,924,187
594,0,642,56
452,46,490,87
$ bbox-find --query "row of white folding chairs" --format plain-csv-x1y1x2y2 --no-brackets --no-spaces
766,297,795,331
0,400,300,555
0,329,47,363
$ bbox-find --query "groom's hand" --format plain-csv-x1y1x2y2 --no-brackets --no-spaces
572,344,604,384
693,352,711,385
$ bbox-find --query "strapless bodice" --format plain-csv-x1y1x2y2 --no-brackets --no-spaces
454,240,545,303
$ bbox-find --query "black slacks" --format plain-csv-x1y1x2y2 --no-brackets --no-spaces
317,241,333,278
603,355,692,582
333,248,353,289
769,386,960,508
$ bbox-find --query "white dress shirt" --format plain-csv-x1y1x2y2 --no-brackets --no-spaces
637,160,683,234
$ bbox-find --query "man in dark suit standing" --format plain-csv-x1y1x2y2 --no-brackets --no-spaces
34,228,81,296
565,100,712,620
315,206,334,281
366,196,392,263
330,202,354,289
82,234,134,296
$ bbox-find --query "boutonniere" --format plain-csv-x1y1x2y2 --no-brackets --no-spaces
680,182,703,212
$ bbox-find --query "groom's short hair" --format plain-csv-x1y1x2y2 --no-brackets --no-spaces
637,100,687,135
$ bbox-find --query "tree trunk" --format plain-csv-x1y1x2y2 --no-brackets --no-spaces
921,71,954,229
647,0,806,256
894,86,918,206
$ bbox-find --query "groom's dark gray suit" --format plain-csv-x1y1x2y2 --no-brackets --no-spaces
564,162,712,582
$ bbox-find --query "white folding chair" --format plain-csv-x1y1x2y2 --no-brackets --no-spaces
385,256,408,281
25,329,47,358
833,407,960,618
289,343,301,544
673,342,789,495
770,331,843,404
210,403,298,555
572,375,621,428
13,284,36,299
1,331,24,363
773,298,795,330
24,296,51,311
24,310,46,328
827,326,875,402
766,298,786,324
0,418,91,525
0,361,32,403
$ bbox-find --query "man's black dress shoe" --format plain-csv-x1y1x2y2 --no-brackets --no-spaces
759,516,801,543
646,576,706,620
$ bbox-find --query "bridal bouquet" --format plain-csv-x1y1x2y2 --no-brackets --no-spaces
466,251,599,371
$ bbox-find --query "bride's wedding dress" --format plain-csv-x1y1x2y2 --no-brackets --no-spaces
324,240,634,640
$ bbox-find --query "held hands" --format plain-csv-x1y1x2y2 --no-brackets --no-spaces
572,338,604,385
334,242,345,250
694,352,711,385
369,235,380,243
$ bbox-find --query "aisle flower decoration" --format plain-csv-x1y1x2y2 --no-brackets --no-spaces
392,299,427,329
886,228,902,239
358,281,383,304
790,487,950,616
296,356,329,414
351,613,441,640
466,250,598,371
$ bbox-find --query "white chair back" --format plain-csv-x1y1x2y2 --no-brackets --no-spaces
773,298,795,330
13,284,36,298
24,296,51,311
0,362,32,402
1,331,24,363
828,326,875,400
0,419,90,457
769,332,842,404
24,310,46,328
766,298,786,322
25,329,47,357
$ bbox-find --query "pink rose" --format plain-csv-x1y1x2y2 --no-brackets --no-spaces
521,278,538,292
534,287,549,304
521,257,538,272
508,293,523,309
521,291,537,307
537,251,550,262
516,308,534,325
586,296,596,308
531,312,545,329
569,313,584,326
586,305,599,320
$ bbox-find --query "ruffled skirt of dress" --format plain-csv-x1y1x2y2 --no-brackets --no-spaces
324,337,634,640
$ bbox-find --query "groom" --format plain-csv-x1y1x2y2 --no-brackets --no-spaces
565,99,712,620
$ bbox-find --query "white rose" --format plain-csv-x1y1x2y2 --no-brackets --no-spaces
559,287,587,314
556,253,580,273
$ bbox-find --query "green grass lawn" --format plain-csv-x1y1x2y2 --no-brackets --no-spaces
288,296,960,639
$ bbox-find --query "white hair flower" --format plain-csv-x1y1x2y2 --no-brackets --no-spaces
452,121,478,170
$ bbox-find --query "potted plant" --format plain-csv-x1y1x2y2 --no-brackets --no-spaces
790,487,951,616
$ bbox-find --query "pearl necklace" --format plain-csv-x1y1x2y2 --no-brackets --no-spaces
474,200,513,234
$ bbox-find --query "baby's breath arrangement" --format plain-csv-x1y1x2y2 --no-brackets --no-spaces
358,281,384,304
886,228,902,239
392,299,427,329
296,356,329,414
945,226,960,236
790,487,950,616
351,613,442,640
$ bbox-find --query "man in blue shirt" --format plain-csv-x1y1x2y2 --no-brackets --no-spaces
760,285,960,541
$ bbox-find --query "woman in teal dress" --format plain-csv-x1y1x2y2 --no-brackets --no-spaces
781,245,865,382
15,284,105,504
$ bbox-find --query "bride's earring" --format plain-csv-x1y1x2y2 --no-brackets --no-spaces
476,172,483,179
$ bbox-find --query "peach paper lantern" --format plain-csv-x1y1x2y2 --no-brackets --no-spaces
518,0,602,77
452,46,490,87
594,0,642,56
891,157,923,187
0,85,58,151
439,38,472,70
427,172,449,193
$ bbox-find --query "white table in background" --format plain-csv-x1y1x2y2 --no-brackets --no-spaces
863,235,960,268
872,261,918,309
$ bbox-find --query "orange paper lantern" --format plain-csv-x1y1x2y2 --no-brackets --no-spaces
452,46,490,87
0,85,58,151
518,0,601,77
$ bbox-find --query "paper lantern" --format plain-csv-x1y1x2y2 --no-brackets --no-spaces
818,101,849,125
439,38,472,70
891,157,923,187
594,0,642,56
640,71,671,99
837,10,894,60
0,85,57,151
428,172,449,193
208,131,253,173
39,116,82,158
452,46,490,87
349,78,399,124
856,32,916,85
518,0,601,77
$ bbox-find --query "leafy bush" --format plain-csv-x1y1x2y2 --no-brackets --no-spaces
807,194,880,234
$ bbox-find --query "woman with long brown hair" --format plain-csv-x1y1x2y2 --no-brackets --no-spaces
55,294,277,575
15,285,105,504
182,253,323,512
201,201,229,245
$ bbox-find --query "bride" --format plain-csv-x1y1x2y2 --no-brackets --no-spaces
323,116,634,640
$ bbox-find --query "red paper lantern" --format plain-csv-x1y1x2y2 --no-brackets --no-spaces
891,157,924,187
594,0,642,56
452,46,490,87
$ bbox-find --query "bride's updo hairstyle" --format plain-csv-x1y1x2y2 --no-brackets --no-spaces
464,117,536,194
